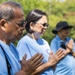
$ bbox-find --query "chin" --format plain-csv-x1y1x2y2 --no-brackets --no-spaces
41,33,44,35
17,37,21,41
12,37,20,43
40,34,43,37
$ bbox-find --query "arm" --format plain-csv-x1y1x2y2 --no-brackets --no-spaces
31,49,65,75
16,39,64,75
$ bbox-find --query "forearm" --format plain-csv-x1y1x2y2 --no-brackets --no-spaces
71,51,75,58
31,62,52,75
66,48,75,58
65,48,71,55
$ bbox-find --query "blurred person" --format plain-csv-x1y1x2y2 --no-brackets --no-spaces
50,21,75,75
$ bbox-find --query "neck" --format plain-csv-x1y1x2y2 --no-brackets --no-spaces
27,33,40,40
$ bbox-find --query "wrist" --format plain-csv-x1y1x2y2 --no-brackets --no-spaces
46,62,53,67
15,70,29,75
66,48,71,54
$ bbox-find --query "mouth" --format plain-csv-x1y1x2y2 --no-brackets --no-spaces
19,33,23,37
18,32,23,38
41,29,46,34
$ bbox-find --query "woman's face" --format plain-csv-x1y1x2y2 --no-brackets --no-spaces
30,15,48,37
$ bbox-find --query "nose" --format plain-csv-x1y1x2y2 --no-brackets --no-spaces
21,27,25,30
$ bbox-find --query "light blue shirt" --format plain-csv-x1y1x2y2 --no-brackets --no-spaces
17,35,54,75
0,40,21,75
50,35,75,75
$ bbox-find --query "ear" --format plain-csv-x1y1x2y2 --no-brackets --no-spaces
30,22,34,30
0,19,7,27
0,19,7,30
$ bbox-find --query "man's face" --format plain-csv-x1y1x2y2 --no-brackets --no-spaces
1,8,25,42
58,27,71,38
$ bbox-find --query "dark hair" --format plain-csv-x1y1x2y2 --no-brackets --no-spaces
25,9,47,33
0,1,22,21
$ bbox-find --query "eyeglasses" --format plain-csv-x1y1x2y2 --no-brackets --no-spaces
16,20,26,27
7,19,26,28
36,23,49,27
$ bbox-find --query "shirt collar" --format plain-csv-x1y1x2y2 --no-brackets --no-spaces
56,35,68,43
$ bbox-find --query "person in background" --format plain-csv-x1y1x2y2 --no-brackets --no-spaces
17,9,70,75
0,1,44,75
50,21,75,75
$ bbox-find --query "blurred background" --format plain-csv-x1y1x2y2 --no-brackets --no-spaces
0,0,75,44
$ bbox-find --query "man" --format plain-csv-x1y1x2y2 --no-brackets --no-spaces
0,1,43,75
50,21,75,75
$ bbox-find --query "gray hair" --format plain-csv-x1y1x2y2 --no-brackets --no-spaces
0,1,22,21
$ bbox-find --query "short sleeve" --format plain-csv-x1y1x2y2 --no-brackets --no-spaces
0,48,8,75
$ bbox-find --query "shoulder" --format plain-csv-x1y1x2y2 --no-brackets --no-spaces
17,35,35,48
38,38,48,44
18,35,29,44
66,37,72,40
39,38,47,42
51,36,58,43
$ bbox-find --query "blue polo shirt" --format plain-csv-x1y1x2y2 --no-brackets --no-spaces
0,40,21,75
17,35,54,75
50,35,75,75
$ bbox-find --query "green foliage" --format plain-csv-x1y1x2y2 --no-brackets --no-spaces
0,0,6,3
0,0,75,45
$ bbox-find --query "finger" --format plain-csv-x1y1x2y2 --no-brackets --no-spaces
57,51,64,58
49,51,54,60
57,49,64,57
33,62,44,70
28,55,43,71
56,49,63,56
50,51,53,55
22,54,27,60
32,55,43,66
58,54,65,60
55,50,65,60
31,54,43,64
68,39,74,46
29,53,40,61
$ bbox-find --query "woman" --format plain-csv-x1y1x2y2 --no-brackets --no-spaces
50,21,75,75
17,9,69,75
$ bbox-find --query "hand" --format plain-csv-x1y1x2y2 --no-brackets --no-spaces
65,39,75,57
21,53,43,75
47,49,65,66
66,39,74,53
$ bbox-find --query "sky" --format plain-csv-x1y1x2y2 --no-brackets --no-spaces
59,0,66,2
